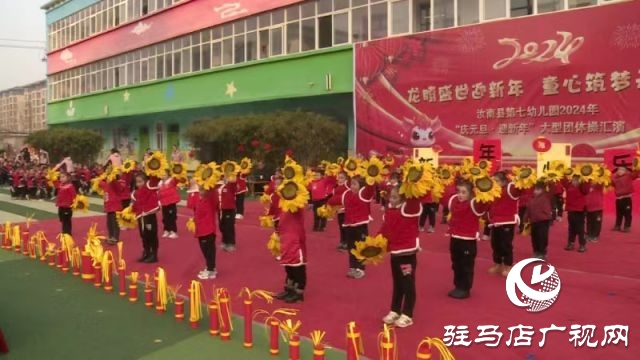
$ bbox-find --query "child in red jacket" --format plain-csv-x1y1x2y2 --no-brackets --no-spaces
132,173,160,263
274,202,307,304
379,187,421,328
194,187,220,280
100,177,124,245
56,172,77,235
439,181,457,224
611,167,638,232
562,175,590,252
331,172,350,252
517,187,533,233
418,190,437,233
585,182,604,243
328,175,375,279
552,181,564,221
235,174,248,220
267,176,283,229
159,170,181,239
186,178,199,213
309,171,330,232
447,179,490,299
524,182,553,259
486,171,521,276
217,175,237,251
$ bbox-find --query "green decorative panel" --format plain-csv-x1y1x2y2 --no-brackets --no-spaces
47,47,353,125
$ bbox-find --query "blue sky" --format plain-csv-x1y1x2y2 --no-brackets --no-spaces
0,0,47,90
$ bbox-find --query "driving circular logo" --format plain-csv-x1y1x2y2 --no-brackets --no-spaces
505,258,561,312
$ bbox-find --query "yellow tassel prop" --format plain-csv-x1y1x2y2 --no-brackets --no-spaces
267,232,281,258
311,330,328,359
155,267,169,312
351,234,388,266
2,221,11,249
316,204,337,219
259,215,275,229
101,251,116,290
186,218,196,233
24,213,35,230
416,337,456,360
378,323,398,360
188,280,204,326
259,193,271,205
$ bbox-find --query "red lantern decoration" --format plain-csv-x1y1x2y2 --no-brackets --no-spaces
144,288,153,308
243,298,252,348
237,144,246,154
533,136,552,153
217,288,232,341
118,267,126,296
93,263,102,287
263,143,272,152
251,139,260,148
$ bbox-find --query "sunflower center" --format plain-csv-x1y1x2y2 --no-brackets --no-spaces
519,168,532,178
476,177,494,192
172,164,183,173
281,182,299,200
441,169,451,179
224,164,234,173
469,167,482,176
283,166,296,179
597,167,604,177
478,160,488,169
360,246,383,258
345,161,357,171
407,167,423,182
148,158,161,170
202,167,213,179
367,165,380,177
580,166,593,176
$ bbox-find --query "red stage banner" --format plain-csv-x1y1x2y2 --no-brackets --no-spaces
603,148,637,171
473,139,502,170
354,1,640,166
47,0,304,74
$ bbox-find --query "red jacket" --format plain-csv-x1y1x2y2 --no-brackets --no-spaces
518,187,534,208
278,209,307,266
236,175,248,194
309,178,330,201
217,181,237,210
585,183,604,212
562,179,590,212
158,178,181,206
56,182,76,208
379,198,421,254
267,193,282,221
420,191,434,204
100,180,124,213
132,179,160,218
331,183,350,213
186,190,199,212
194,190,219,237
440,183,457,207
488,183,520,225
12,171,23,187
524,192,553,223
26,176,35,188
553,182,564,195
448,195,488,240
119,172,134,200
328,185,375,226
611,171,637,198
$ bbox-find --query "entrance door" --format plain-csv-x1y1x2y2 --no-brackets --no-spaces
138,126,150,161
166,124,180,159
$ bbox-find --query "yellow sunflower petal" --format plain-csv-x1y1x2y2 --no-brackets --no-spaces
170,162,188,181
361,156,386,186
116,206,137,229
144,151,169,178
186,218,196,233
71,195,90,213
342,157,362,178
277,179,310,213
399,160,435,199
239,157,253,175
473,176,502,203
221,160,241,176
194,162,222,190
259,215,275,229
267,232,281,257
350,234,388,266
282,161,304,182
512,165,537,190
122,159,137,173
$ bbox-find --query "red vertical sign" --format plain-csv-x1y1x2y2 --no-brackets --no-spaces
603,148,636,171
473,139,502,171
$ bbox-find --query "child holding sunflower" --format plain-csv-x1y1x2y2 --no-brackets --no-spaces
331,171,350,252
328,175,376,279
55,172,77,235
561,174,590,253
131,173,161,263
486,171,521,277
523,181,553,259
610,166,638,232
309,170,331,232
217,175,238,251
235,173,248,220
267,176,283,229
447,179,490,299
418,190,438,233
193,185,220,280
99,175,125,245
379,186,421,328
159,170,181,239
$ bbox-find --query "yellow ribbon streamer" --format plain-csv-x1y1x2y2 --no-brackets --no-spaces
310,330,327,348
377,323,398,360
253,308,299,342
101,250,116,283
216,288,234,331
348,321,364,358
11,225,21,248
189,280,204,322
280,319,302,341
24,213,34,230
130,271,139,283
156,267,169,311
239,287,275,304
416,337,456,360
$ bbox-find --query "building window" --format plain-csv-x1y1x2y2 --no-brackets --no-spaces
510,0,533,17
333,12,349,45
317,15,332,48
458,0,479,25
156,123,164,151
352,5,369,41
391,0,410,35
222,38,233,65
286,22,300,53
246,31,258,60
568,0,597,8
370,2,388,39
234,35,245,63
301,18,316,51
271,27,283,56
484,0,507,20
538,0,564,13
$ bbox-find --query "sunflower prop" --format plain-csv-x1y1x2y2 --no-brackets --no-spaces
259,193,271,205
239,157,252,175
305,169,316,186
473,176,502,203
316,204,337,219
282,161,304,182
72,195,90,212
399,160,435,199
170,162,187,181
351,234,388,266
194,162,222,190
361,156,386,186
46,168,59,187
106,166,120,183
342,157,362,178
437,165,457,187
592,164,612,188
259,215,275,229
477,159,493,173
430,179,445,203
221,160,240,176
512,166,537,190
541,161,566,183
186,218,196,233
90,173,106,196
277,179,310,213
144,151,168,178
267,232,281,258
574,163,596,183
461,164,488,182
324,162,341,177
116,206,137,229
382,154,395,167
121,159,137,173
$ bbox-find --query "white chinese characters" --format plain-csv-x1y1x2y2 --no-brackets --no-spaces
493,31,584,70
214,2,248,19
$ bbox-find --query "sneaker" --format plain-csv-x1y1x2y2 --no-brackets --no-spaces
346,268,357,278
197,270,217,280
162,231,169,238
487,264,502,274
220,244,228,250
448,288,470,299
168,232,178,239
351,269,365,279
564,243,575,251
590,237,599,243
235,214,244,220
224,245,236,252
419,227,425,232
427,226,435,233
336,243,348,252
501,266,512,277
382,311,400,325
578,245,586,253
394,314,413,328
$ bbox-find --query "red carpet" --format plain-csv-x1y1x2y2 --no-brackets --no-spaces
20,188,640,359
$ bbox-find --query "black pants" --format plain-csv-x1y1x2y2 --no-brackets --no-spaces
235,193,246,216
390,253,417,317
285,265,307,290
554,194,564,218
161,203,178,232
219,209,236,245
441,206,450,223
138,213,159,256
450,237,477,292
586,210,603,239
419,203,437,228
483,223,491,237
198,234,216,271
345,225,368,270
106,212,120,240
517,207,527,233
490,224,515,266
121,199,131,209
531,220,550,256
58,207,72,235
337,213,346,245
312,199,327,230
614,197,632,229
567,211,586,246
